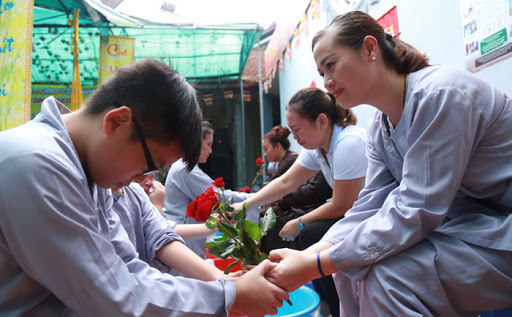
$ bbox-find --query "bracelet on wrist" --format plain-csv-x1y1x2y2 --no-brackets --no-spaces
298,216,305,230
316,251,326,278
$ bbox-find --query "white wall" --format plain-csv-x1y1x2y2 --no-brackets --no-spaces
277,10,376,153
276,0,512,153
373,0,511,95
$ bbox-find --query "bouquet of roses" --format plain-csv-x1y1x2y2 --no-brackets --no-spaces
186,177,276,273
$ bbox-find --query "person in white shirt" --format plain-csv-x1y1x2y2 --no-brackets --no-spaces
234,87,368,317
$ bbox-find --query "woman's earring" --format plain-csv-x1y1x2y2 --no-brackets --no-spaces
371,56,376,61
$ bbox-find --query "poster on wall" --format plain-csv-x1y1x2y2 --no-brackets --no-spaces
0,0,34,131
98,36,135,84
460,0,512,72
30,85,96,119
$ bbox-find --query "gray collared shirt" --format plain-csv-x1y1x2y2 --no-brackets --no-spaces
324,65,512,280
0,97,235,316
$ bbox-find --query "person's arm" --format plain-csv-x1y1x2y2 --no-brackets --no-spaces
265,241,336,292
156,240,224,281
278,171,331,210
279,176,364,239
234,161,316,211
173,223,216,241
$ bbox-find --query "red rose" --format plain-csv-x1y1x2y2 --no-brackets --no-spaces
237,188,243,193
244,186,251,193
186,196,200,218
256,157,265,166
212,177,225,188
186,187,219,222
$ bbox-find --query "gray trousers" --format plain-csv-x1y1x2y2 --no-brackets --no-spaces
335,233,512,316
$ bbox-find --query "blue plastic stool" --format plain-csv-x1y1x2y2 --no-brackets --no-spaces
267,285,320,317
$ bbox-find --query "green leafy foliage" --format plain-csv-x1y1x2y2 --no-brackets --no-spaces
205,189,276,274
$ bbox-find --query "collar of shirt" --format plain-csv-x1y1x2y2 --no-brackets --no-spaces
313,124,343,160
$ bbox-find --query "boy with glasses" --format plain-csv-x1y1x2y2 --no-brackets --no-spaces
0,59,287,316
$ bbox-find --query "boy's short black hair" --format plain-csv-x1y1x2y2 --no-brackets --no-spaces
84,59,202,171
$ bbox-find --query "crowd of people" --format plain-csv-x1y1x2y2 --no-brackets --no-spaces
0,10,511,317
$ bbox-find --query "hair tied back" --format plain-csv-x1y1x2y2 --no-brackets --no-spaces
327,92,337,105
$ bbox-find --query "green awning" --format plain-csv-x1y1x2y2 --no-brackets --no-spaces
32,2,261,85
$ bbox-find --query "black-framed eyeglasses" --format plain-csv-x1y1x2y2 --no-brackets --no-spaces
132,117,158,175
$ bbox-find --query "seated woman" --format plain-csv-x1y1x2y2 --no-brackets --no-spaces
234,88,368,317
266,11,512,316
258,125,332,254
163,121,252,259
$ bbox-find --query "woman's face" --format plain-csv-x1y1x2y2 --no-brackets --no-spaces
313,31,370,109
138,174,155,194
262,138,280,162
286,110,324,150
198,132,214,164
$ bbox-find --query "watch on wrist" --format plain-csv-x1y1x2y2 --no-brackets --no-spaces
298,216,305,230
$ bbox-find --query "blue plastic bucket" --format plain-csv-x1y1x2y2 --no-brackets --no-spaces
268,285,320,317
481,306,512,317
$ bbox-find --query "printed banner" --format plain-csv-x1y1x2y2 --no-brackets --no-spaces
460,0,512,72
264,0,310,79
98,36,135,84
203,93,213,106
243,90,251,102
377,6,399,37
0,0,34,131
224,90,234,99
30,85,96,119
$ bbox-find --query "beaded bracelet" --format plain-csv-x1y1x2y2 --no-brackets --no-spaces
316,251,326,277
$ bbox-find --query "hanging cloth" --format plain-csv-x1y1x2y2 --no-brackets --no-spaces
68,9,83,111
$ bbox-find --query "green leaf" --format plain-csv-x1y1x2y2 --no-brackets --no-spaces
208,216,220,223
205,240,229,249
205,221,217,229
260,207,277,237
243,221,262,241
224,259,241,274
218,222,239,239
242,231,259,251
242,257,263,267
234,205,246,223
231,247,243,259
220,244,236,258
210,233,229,242
207,245,229,259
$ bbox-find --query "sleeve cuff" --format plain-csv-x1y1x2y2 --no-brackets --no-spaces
223,280,237,314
